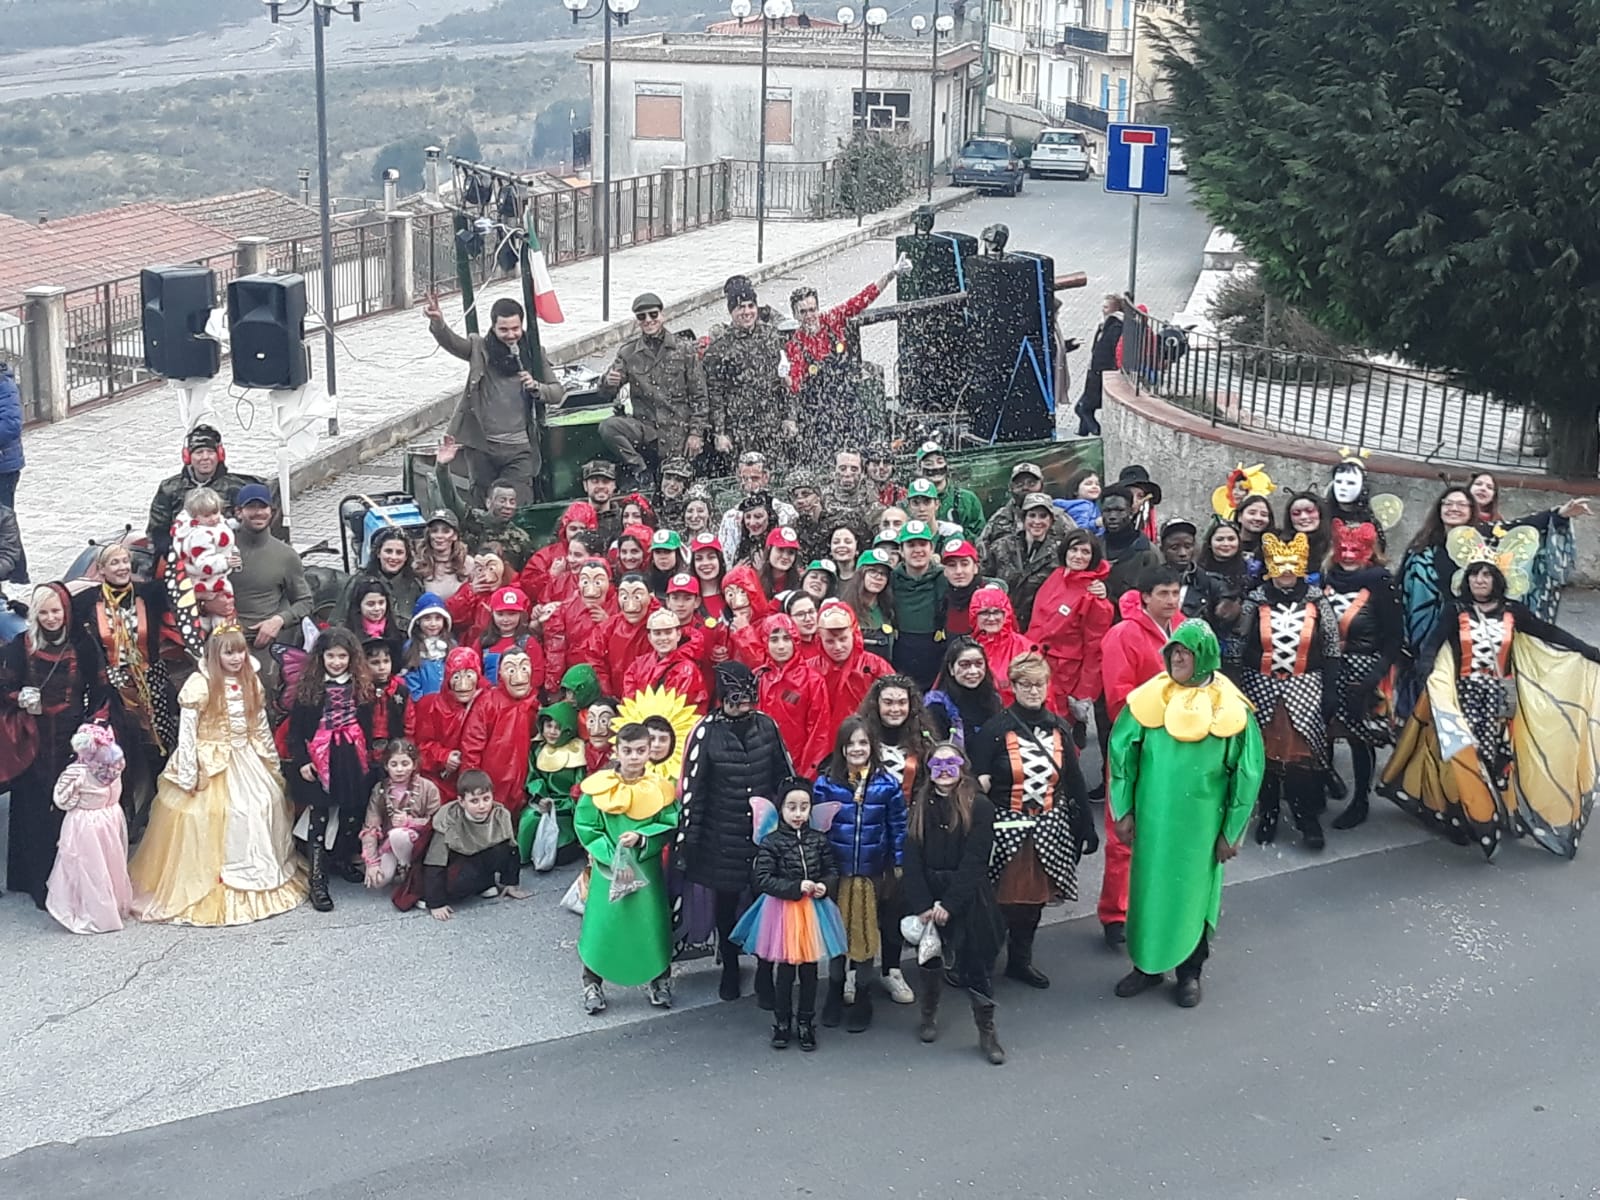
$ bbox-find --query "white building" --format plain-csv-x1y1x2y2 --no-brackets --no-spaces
578,24,982,187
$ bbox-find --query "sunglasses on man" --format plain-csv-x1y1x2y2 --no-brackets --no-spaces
636,309,662,321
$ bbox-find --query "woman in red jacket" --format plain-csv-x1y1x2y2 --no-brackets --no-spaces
754,612,831,775
970,586,1038,707
406,646,482,803
1025,528,1114,732
723,563,772,666
540,559,616,694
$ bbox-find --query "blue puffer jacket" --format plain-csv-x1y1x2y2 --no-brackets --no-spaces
814,768,907,878
0,364,23,475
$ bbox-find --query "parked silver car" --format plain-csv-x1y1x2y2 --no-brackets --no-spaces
951,137,1025,195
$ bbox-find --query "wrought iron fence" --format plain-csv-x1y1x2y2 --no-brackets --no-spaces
62,276,151,407
1119,307,1549,471
264,224,390,325
727,158,844,219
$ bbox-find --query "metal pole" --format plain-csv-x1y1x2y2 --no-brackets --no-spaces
1127,0,1137,123
857,18,867,227
1127,192,1140,300
313,7,339,436
602,10,613,321
925,0,939,201
757,14,770,263
977,0,990,133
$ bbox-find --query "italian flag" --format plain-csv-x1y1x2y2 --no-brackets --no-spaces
528,225,565,324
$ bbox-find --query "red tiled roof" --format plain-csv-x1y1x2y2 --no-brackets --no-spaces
0,202,237,308
168,188,322,243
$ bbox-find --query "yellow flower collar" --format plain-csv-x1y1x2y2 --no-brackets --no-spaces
535,740,587,774
580,770,673,820
1124,673,1253,741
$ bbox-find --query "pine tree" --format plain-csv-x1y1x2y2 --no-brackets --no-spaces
1163,0,1600,474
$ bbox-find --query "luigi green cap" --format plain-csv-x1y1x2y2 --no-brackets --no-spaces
857,547,893,569
897,519,935,544
907,477,940,501
650,529,684,552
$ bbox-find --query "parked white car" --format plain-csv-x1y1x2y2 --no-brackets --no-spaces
1028,128,1091,180
1169,137,1188,174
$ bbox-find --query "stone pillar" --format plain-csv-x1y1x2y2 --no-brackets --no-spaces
23,286,68,423
387,211,415,312
236,235,271,278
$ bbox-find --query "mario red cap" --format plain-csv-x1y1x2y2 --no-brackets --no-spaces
766,526,801,550
491,586,529,613
667,572,698,595
941,538,978,561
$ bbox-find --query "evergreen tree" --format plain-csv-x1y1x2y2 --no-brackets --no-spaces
1163,0,1600,474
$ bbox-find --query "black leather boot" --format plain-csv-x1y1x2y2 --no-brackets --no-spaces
309,843,334,913
718,943,741,1001
1288,769,1325,851
1254,776,1281,846
971,994,1005,1065
916,963,943,1043
845,972,874,1033
754,960,776,1011
820,974,845,1027
1003,910,1050,988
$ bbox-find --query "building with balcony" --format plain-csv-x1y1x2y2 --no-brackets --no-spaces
577,27,981,189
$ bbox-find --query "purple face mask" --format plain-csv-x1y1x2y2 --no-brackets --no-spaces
928,755,964,779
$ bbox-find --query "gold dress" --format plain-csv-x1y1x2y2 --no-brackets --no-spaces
130,671,307,925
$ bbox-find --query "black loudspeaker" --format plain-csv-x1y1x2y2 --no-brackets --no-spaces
895,231,976,414
141,266,220,380
228,273,309,390
967,250,1056,443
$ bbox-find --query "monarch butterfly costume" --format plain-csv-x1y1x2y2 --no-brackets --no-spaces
1380,528,1600,858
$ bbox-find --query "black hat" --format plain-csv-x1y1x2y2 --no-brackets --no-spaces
186,424,222,451
631,292,664,314
1117,465,1163,505
724,275,758,311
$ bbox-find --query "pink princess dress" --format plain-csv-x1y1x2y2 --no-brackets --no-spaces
45,727,134,934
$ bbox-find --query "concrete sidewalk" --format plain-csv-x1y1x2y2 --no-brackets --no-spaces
22,189,968,579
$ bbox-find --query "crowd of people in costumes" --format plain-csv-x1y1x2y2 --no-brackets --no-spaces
4,330,1600,1065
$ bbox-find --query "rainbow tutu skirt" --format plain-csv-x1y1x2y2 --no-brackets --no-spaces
730,894,849,965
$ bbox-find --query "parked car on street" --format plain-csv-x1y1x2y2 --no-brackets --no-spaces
1169,137,1188,174
1028,128,1091,179
951,137,1026,196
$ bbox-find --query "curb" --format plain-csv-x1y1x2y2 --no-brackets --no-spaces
288,190,973,493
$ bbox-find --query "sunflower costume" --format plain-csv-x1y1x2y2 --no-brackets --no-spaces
1109,621,1265,976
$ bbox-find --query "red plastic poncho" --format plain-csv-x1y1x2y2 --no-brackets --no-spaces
970,585,1039,707
458,669,540,819
755,614,832,776
519,501,598,603
1025,559,1115,712
816,604,893,734
621,640,710,708
540,571,617,693
592,600,659,697
405,645,482,803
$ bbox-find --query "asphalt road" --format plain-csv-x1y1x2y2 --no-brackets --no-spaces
6,836,1595,1200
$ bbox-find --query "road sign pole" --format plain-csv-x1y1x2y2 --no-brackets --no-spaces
1127,193,1141,300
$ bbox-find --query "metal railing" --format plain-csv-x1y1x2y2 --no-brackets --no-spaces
1043,97,1113,131
62,276,152,408
727,158,844,219
1119,307,1549,471
264,223,390,325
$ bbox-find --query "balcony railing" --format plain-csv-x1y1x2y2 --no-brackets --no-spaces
1027,23,1133,54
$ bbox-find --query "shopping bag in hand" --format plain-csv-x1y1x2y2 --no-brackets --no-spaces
531,809,559,872
607,842,649,902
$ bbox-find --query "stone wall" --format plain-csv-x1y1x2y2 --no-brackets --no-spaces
1102,372,1600,584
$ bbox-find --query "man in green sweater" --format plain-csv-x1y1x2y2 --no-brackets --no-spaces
916,442,985,541
232,483,313,718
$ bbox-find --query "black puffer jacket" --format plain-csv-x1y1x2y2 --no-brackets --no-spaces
752,824,840,900
675,709,794,892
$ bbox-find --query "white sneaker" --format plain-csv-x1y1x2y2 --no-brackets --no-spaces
647,976,674,1008
843,968,856,1005
583,981,607,1015
883,968,916,1004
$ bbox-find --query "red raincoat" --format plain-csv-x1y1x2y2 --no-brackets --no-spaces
405,646,482,804
621,641,710,708
519,501,598,603
816,606,893,734
970,586,1038,707
755,614,832,775
592,603,659,697
459,675,540,819
1025,560,1115,711
540,579,617,693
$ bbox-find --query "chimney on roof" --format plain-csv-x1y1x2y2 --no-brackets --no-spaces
36,210,47,225
382,168,400,213
425,147,443,202
297,167,312,206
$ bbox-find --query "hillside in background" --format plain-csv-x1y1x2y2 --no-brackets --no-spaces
414,0,720,43
0,53,582,219
0,0,257,50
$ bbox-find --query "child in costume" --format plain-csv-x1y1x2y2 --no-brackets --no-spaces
172,487,236,613
45,723,134,935
582,696,620,773
288,627,376,912
421,769,531,919
360,737,442,890
478,585,543,688
575,722,680,1015
731,778,846,1051
400,593,454,699
408,646,481,803
521,701,588,867
364,637,410,760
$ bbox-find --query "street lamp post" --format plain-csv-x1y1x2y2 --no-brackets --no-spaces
564,0,640,322
265,0,362,437
836,5,888,227
912,3,956,201
732,0,794,264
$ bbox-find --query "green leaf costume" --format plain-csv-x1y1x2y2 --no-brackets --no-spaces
1109,620,1266,974
574,770,679,986
518,701,586,861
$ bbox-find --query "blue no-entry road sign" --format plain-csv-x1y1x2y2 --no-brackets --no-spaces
1104,123,1171,197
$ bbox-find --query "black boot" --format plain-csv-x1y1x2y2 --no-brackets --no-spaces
1332,745,1373,830
309,843,334,913
1332,794,1369,830
971,994,1005,1065
916,963,943,1043
1288,769,1325,851
754,960,776,1011
1254,776,1280,846
821,974,845,1027
797,1019,817,1051
1003,911,1050,988
1325,769,1348,802
770,1019,792,1049
845,969,874,1033
718,942,741,1001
